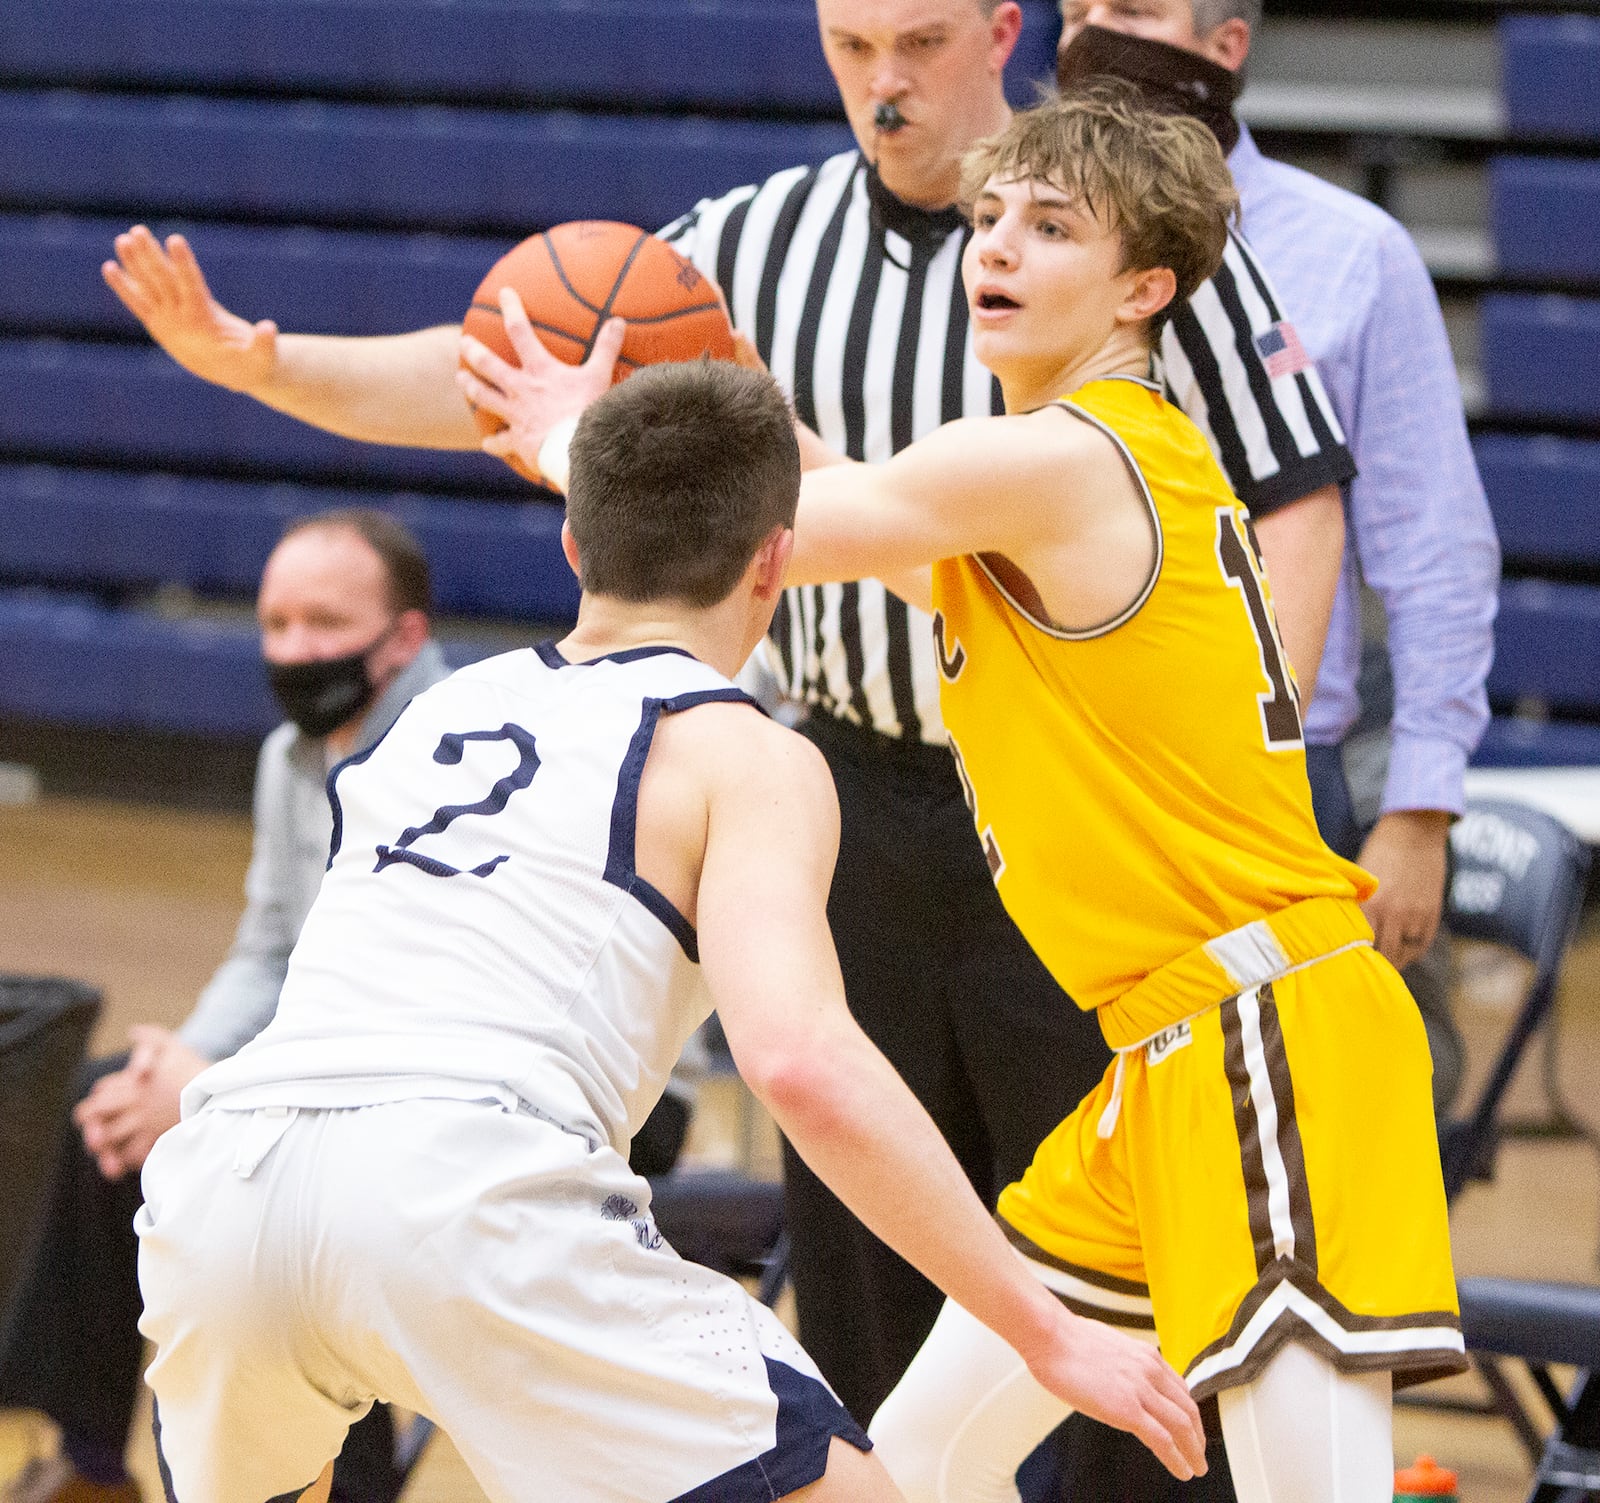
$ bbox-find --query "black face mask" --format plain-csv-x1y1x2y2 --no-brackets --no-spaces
265,626,390,740
1056,25,1243,154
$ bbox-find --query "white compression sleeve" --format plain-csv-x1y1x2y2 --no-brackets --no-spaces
537,415,577,494
1218,1341,1393,1503
867,1298,1077,1503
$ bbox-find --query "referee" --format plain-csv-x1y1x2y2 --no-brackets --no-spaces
104,0,1355,1481
657,0,1352,1434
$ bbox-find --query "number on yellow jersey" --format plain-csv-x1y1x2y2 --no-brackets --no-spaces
1215,509,1302,751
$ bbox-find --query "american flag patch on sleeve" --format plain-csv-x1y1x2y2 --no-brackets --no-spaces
1254,321,1311,379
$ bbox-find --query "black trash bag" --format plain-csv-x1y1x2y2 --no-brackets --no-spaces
0,974,101,1349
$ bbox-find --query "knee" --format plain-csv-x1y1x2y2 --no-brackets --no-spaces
869,1390,1023,1503
867,1392,946,1503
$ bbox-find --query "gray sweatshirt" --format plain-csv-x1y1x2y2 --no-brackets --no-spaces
178,642,450,1061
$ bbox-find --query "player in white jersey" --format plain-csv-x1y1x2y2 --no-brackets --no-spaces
135,361,1205,1503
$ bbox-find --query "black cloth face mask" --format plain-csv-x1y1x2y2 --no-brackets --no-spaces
1056,24,1243,154
265,624,392,740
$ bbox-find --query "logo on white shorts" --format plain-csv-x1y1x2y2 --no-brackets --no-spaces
602,1193,663,1250
1146,1022,1192,1067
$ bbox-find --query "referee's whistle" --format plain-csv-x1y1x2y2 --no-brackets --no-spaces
873,101,907,133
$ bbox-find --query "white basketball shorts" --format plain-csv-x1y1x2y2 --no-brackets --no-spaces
136,1097,867,1503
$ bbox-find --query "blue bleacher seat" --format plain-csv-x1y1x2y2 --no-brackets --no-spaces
0,587,510,738
0,339,531,493
1489,157,1600,284
0,465,579,622
1487,578,1600,714
0,0,1060,114
1473,433,1600,568
0,213,509,339
1473,716,1600,769
1500,14,1600,143
0,91,857,236
1481,294,1600,424
0,591,132,725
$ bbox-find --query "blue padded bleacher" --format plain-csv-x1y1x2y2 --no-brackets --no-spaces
1500,13,1600,143
0,465,579,621
1489,157,1600,284
1473,433,1600,568
0,0,1062,115
0,93,856,237
1487,578,1600,714
0,214,507,340
1474,716,1600,770
0,588,503,738
0,589,274,736
0,0,1078,754
1481,294,1600,424
0,340,530,493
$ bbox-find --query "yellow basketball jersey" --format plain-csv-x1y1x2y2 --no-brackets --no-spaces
931,375,1374,1020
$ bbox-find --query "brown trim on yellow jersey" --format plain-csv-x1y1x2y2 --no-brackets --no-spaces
1183,1258,1467,1402
1220,982,1318,1279
998,1220,1154,1300
970,392,1165,642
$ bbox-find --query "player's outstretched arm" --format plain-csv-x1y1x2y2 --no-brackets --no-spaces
103,226,482,449
781,411,1113,597
698,720,1206,1481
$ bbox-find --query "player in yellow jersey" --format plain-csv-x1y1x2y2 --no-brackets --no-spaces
461,84,1463,1503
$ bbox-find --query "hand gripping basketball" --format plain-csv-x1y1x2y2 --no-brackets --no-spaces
457,287,623,487
457,222,735,484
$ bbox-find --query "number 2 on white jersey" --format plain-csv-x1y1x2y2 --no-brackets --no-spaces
373,723,541,878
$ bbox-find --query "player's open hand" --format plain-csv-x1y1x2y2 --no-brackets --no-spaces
457,287,624,481
103,227,278,393
1027,1310,1208,1480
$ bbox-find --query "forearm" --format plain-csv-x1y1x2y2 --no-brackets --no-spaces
254,326,481,449
1252,485,1344,706
750,1018,1063,1365
788,461,958,589
177,952,286,1061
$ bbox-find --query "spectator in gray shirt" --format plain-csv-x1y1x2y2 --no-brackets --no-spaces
2,509,444,1503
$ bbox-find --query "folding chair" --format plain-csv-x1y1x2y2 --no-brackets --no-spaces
1437,798,1593,1203
1420,799,1598,1495
1458,1278,1600,1500
0,974,101,1351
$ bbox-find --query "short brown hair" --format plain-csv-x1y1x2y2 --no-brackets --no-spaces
959,83,1238,339
566,361,800,609
280,507,432,617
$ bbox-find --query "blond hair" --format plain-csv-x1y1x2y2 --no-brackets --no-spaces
960,83,1238,338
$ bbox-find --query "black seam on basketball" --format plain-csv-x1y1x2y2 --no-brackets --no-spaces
614,300,726,327
467,303,588,350
584,229,652,361
540,232,608,317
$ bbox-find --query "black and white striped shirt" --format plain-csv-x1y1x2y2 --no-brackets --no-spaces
663,149,1354,748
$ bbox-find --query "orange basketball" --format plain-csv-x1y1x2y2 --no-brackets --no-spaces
462,221,736,481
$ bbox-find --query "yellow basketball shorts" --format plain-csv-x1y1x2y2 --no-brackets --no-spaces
997,942,1467,1400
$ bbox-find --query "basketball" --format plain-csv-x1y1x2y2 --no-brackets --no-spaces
462,221,736,480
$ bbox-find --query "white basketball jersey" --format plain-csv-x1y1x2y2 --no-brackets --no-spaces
187,641,757,1154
